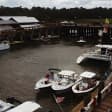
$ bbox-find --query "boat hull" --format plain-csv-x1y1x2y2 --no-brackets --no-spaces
34,78,53,93
51,82,74,95
76,55,111,64
0,42,10,53
72,81,100,95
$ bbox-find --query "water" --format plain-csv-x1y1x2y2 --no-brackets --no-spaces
0,43,109,112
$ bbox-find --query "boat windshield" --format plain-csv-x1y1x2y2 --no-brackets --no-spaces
48,68,61,74
57,71,75,80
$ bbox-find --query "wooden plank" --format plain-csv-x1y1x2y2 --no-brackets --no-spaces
91,88,98,98
71,100,84,112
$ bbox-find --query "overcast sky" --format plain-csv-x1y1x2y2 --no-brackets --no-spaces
0,0,112,9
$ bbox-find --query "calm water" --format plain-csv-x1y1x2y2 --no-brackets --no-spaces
0,43,109,112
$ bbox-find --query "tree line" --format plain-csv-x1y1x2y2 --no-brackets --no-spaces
0,6,112,22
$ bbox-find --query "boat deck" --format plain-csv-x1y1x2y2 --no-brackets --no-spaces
92,92,112,112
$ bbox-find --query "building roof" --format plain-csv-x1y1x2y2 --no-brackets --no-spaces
0,20,16,25
0,16,26,20
0,16,39,24
10,17,39,24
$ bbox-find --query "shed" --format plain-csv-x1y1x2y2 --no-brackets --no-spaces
0,26,14,31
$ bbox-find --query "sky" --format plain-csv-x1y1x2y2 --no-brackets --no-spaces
0,0,112,9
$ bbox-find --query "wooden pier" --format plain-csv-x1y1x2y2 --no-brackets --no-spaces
93,92,112,112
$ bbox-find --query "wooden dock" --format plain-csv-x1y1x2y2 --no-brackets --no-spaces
93,92,112,112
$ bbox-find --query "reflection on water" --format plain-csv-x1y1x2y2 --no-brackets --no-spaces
0,44,110,112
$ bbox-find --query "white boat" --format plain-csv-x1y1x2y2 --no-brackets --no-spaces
6,101,41,112
0,98,51,112
76,44,112,64
72,71,100,94
51,70,81,94
0,41,10,52
34,68,61,91
77,37,86,43
0,100,14,112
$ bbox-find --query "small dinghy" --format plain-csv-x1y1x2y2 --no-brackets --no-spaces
72,71,100,94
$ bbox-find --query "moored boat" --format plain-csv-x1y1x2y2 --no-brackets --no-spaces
6,101,41,112
51,70,81,95
34,68,61,92
76,44,112,64
0,41,10,52
72,71,100,94
0,99,14,112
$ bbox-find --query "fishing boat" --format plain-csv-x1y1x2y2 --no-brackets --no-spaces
34,68,61,92
72,71,100,94
76,44,112,64
0,41,10,52
51,70,81,94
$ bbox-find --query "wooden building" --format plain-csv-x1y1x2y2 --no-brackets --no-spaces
60,22,112,44
0,16,40,44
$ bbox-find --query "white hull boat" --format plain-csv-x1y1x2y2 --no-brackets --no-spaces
34,78,53,90
0,41,10,52
34,68,61,91
76,44,112,64
72,80,99,94
51,79,75,94
51,70,81,94
72,71,100,94
76,36,86,45
0,100,14,112
6,101,41,112
0,98,52,112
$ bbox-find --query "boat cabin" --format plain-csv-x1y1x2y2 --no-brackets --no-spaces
79,71,97,90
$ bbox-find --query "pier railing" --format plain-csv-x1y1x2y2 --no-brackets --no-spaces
82,82,112,112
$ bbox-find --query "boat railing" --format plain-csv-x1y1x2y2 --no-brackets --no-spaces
81,82,112,112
